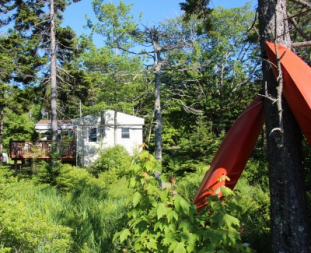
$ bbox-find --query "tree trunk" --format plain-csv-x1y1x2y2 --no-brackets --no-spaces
50,0,58,154
258,0,311,252
114,109,118,146
154,54,162,162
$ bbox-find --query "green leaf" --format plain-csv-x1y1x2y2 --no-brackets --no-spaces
132,192,141,207
174,242,186,253
221,186,234,196
154,220,166,232
146,238,158,250
167,209,179,223
157,203,167,220
130,177,136,188
223,213,240,228
173,194,191,215
119,229,131,243
179,219,192,232
227,227,240,244
162,232,176,246
168,241,179,252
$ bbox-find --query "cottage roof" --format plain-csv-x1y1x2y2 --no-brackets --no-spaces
36,120,72,125
35,120,73,133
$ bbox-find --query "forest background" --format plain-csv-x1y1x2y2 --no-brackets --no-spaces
0,0,310,252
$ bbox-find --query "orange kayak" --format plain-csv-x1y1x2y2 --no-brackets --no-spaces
193,96,264,210
265,41,311,144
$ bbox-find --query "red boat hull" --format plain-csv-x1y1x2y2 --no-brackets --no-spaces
193,96,264,210
265,41,311,144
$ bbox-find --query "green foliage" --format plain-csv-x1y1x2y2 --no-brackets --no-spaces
179,117,223,163
235,178,271,252
3,111,36,150
0,163,131,252
163,117,224,175
88,145,132,177
176,166,209,202
114,151,253,252
0,169,72,252
242,158,269,189
55,164,93,192
54,164,130,252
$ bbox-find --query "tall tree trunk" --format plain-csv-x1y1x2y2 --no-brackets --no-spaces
50,0,58,155
114,109,118,146
154,53,162,162
258,0,311,252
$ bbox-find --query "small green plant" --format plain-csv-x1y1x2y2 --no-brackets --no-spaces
113,151,254,252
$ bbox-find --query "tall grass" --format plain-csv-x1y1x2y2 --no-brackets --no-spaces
0,164,130,252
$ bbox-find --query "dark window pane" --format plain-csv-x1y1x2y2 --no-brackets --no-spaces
122,128,130,139
89,128,97,142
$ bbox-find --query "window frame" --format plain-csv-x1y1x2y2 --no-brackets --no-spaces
121,128,130,139
88,127,97,142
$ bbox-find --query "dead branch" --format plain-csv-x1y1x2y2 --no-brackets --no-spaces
287,11,311,41
286,8,311,19
291,41,311,48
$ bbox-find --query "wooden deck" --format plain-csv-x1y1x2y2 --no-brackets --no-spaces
9,140,76,167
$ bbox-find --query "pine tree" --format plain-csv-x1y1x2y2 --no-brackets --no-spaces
1,0,81,158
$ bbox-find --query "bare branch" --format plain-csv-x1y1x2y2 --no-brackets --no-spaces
291,41,311,48
287,11,311,41
286,8,311,19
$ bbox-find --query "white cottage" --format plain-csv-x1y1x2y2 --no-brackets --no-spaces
73,110,144,166
34,110,144,167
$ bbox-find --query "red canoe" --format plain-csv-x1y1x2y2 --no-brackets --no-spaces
265,41,311,144
193,96,264,210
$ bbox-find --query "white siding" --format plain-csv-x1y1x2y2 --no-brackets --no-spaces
73,111,144,167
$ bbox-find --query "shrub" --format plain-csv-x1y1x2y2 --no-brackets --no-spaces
176,166,209,202
113,151,253,252
0,177,72,252
88,145,132,177
235,178,271,252
55,163,94,192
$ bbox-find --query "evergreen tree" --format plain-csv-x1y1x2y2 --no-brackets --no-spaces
1,0,82,155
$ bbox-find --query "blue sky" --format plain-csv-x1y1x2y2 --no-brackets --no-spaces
63,0,256,39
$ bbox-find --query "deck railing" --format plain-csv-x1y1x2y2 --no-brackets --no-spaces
9,140,76,161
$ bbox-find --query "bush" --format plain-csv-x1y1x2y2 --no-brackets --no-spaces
0,177,72,252
88,145,132,177
176,166,209,202
113,151,254,252
235,178,271,252
55,163,94,192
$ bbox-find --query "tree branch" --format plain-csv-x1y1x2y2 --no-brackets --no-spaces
287,11,311,41
291,41,311,48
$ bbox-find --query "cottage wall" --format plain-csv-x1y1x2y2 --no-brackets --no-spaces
74,110,144,167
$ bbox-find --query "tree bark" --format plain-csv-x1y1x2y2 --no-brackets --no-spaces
154,38,162,162
50,0,58,155
114,109,118,146
154,67,162,162
258,0,311,252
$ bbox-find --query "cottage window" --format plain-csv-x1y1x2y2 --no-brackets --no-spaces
88,128,97,142
122,128,130,139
